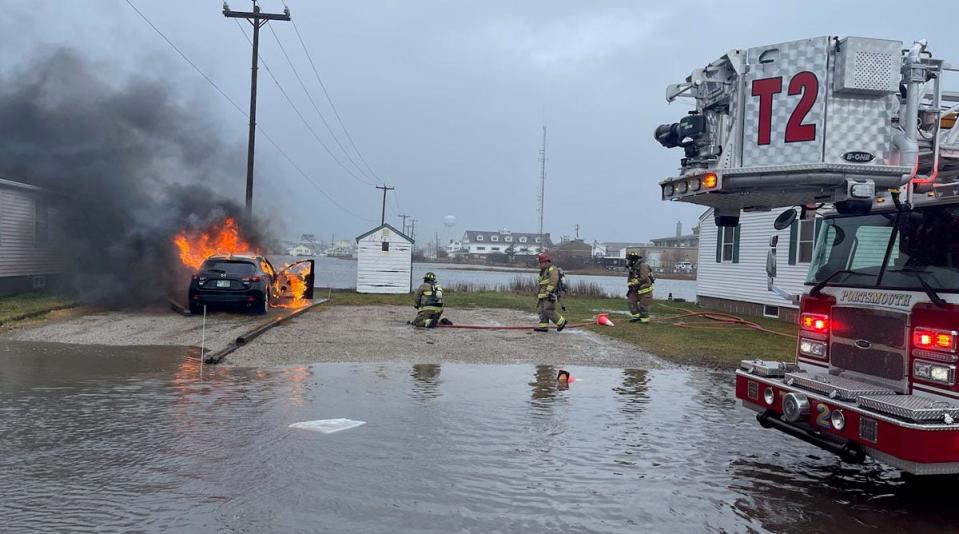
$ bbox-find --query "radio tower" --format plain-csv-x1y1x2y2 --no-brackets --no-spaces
537,125,547,250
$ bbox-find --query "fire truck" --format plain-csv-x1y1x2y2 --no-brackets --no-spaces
656,36,959,475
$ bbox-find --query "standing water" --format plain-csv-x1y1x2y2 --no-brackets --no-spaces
1,341,953,533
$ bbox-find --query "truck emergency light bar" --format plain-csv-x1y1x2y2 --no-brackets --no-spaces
656,36,959,226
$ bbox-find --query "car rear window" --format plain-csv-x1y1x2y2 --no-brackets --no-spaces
201,261,257,277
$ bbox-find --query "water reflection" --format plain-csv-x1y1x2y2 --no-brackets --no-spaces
613,368,649,415
529,364,557,402
410,363,442,401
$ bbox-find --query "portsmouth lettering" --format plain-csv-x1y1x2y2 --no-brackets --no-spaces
839,290,912,308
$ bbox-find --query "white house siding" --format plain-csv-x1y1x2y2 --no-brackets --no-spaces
697,209,818,319
356,224,413,294
0,183,58,279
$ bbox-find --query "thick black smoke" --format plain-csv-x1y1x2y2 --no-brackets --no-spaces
0,48,272,305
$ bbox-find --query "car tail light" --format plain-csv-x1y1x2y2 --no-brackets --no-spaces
242,276,262,283
800,313,829,334
913,327,957,352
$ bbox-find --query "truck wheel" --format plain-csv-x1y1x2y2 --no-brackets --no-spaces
714,214,740,227
835,199,872,215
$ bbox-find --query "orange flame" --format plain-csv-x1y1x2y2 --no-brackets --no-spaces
273,262,312,308
173,217,256,270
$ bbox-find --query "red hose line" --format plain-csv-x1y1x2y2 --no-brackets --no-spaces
437,321,595,331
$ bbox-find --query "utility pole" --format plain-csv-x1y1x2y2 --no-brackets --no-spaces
375,185,395,225
398,214,409,234
409,218,417,243
575,224,580,240
537,125,547,250
223,1,291,221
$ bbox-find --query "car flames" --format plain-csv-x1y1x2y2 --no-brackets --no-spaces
173,217,312,309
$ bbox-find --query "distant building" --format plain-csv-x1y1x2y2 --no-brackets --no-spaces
697,208,822,321
355,223,414,294
650,222,700,248
554,238,592,259
325,240,356,259
288,244,315,257
0,177,59,296
457,229,552,259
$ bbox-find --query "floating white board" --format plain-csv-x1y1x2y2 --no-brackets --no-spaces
289,418,366,434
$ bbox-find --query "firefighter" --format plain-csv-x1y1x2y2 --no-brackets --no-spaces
411,272,447,328
626,251,654,323
535,252,567,332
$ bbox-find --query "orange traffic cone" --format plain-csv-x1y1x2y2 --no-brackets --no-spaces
596,313,614,327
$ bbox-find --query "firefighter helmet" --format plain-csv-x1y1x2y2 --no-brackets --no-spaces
537,252,551,263
626,251,642,262
424,272,437,282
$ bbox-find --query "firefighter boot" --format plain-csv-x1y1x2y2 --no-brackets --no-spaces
629,313,643,323
556,317,568,332
534,323,549,332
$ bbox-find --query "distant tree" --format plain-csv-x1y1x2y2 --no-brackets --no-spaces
412,249,427,262
504,244,516,263
436,249,449,259
488,252,508,264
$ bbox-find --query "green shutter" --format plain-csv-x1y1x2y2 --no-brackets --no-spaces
716,226,723,263
732,224,741,263
788,221,798,265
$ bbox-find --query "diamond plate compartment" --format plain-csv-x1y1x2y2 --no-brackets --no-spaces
858,395,959,423
740,360,800,378
783,372,895,401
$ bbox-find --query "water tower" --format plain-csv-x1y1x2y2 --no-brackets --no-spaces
443,215,457,249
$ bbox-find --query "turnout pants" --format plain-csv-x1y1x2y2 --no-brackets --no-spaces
412,306,443,328
537,298,567,329
628,287,652,323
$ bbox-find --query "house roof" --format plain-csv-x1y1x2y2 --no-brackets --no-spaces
0,176,44,192
463,230,552,246
355,223,414,244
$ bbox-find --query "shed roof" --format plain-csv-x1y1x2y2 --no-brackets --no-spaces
355,223,414,244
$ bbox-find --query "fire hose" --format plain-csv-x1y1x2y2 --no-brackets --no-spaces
652,303,796,339
437,321,595,331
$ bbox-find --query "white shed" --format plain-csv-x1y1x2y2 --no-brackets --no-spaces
355,223,414,294
697,208,823,321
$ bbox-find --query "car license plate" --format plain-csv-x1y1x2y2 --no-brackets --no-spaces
216,280,230,288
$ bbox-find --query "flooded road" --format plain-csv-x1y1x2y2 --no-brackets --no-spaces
1,342,953,533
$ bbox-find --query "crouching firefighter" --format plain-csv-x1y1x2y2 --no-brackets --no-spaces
626,251,654,323
535,252,567,332
412,272,451,328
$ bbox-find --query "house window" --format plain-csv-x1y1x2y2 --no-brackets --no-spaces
797,219,816,263
519,237,527,243
535,237,541,243
34,200,49,246
477,246,486,251
716,225,740,263
491,235,499,242
476,235,484,241
763,305,779,318
491,247,500,251
505,236,512,243
382,242,390,252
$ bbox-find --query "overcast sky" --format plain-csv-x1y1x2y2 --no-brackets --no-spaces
3,1,955,246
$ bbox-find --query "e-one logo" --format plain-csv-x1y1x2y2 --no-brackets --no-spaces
839,289,912,308
842,151,875,163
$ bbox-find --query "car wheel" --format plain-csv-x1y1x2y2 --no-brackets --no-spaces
189,302,202,315
257,291,270,315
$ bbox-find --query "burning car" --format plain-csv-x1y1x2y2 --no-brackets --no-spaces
188,254,277,314
175,217,316,315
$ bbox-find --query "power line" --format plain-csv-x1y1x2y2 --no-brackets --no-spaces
290,17,383,182
125,0,372,223
267,23,376,185
233,19,374,188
